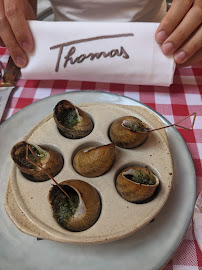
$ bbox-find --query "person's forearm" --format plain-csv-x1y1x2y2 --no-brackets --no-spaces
28,0,37,15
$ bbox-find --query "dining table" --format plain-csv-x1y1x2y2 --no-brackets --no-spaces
0,46,201,270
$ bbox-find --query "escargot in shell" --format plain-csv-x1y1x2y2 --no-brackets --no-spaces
53,100,94,139
109,116,149,149
11,141,64,181
116,166,159,203
73,143,116,177
49,180,101,232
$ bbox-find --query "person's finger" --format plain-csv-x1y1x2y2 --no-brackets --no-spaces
4,0,34,53
0,1,28,67
155,0,193,44
161,6,202,55
174,25,202,64
177,47,202,67
0,25,28,67
0,37,5,47
24,0,36,20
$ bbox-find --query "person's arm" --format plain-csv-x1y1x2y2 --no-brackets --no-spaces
0,0,37,68
156,0,202,66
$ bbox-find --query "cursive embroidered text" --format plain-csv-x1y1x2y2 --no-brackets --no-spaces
50,33,134,72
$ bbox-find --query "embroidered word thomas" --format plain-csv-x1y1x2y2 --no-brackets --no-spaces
50,33,134,72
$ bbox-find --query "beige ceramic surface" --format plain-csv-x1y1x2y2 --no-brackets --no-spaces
5,103,173,243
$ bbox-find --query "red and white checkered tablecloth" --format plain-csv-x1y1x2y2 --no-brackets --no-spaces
0,47,202,269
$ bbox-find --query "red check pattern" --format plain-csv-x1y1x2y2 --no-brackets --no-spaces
1,47,202,269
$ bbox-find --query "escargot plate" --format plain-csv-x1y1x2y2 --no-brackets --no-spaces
5,103,173,244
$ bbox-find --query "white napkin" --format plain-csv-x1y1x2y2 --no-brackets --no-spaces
22,21,176,86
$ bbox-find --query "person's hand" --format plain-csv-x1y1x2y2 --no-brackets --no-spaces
155,0,202,67
0,0,36,67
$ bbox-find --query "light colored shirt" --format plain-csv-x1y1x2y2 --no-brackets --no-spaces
49,0,167,22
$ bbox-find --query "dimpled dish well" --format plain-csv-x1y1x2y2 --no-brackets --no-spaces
4,103,173,244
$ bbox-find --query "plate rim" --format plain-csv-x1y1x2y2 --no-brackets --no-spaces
0,90,196,270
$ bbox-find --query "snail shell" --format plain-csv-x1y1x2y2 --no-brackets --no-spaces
49,180,101,232
116,166,159,203
11,141,64,181
73,143,116,177
109,116,149,149
53,100,94,139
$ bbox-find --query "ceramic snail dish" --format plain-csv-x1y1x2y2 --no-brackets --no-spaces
5,101,173,244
